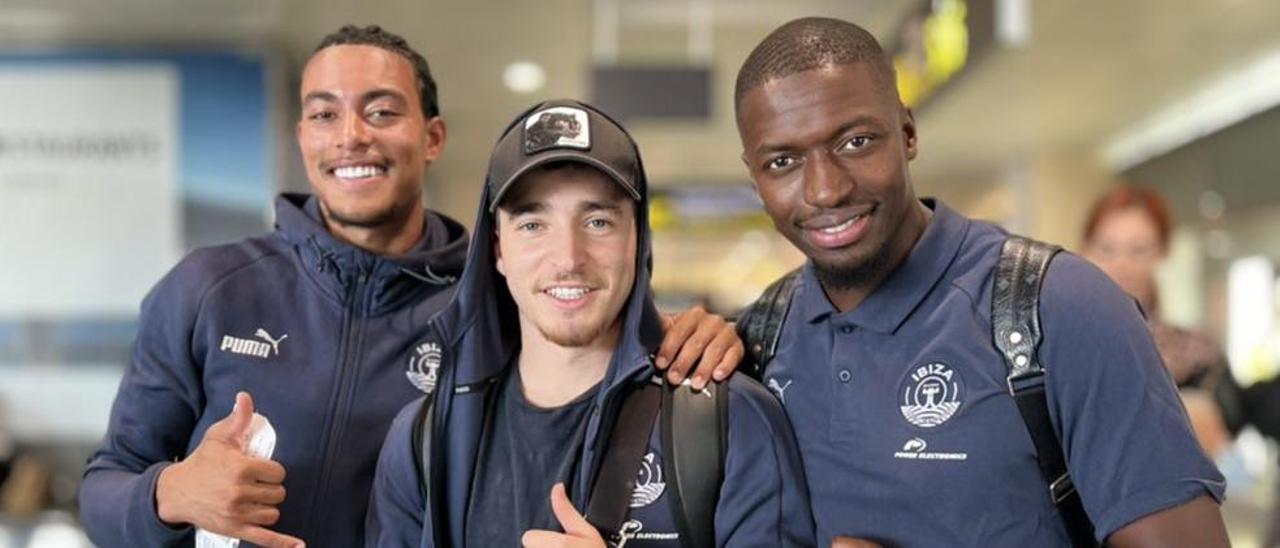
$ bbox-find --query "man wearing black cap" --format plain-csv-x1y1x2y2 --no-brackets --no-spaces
367,99,814,547
78,25,744,548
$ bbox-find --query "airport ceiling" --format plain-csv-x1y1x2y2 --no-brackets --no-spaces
2,0,1278,219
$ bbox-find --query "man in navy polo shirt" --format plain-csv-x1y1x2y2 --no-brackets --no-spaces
733,17,1228,547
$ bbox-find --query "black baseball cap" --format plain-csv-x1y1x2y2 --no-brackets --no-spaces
486,99,643,212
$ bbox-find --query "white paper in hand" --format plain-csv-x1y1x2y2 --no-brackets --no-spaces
195,412,278,548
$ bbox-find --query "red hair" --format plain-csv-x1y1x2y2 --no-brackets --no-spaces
1083,185,1173,249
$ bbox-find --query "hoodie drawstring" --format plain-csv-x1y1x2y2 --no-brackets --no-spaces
400,264,457,285
307,235,341,275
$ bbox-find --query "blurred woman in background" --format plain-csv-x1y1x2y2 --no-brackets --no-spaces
1082,185,1280,547
1081,184,1232,454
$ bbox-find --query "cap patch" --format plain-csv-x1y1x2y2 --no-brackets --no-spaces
524,106,590,154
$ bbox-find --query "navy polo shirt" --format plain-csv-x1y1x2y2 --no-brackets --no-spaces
763,199,1224,546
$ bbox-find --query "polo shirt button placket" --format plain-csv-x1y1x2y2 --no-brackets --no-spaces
835,324,855,384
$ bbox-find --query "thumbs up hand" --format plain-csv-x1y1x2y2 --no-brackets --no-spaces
521,483,606,548
156,392,304,548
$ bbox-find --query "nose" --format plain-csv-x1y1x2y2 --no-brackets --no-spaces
338,113,372,149
547,225,588,274
802,152,853,209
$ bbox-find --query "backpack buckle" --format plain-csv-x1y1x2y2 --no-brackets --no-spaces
1049,473,1077,504
1006,369,1045,396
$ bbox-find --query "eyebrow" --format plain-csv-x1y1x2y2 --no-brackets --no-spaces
752,115,879,157
362,89,408,105
302,90,339,105
301,88,408,106
580,200,623,214
502,199,624,218
503,201,547,217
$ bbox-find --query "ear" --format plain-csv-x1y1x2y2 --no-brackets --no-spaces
422,117,448,163
901,104,918,161
492,228,506,277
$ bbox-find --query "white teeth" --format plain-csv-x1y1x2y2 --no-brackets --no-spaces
546,287,590,300
333,165,384,179
820,215,862,234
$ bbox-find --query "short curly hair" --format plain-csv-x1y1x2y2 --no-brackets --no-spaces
313,24,440,117
734,17,894,115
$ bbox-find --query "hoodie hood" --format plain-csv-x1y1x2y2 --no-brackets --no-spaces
436,99,664,395
272,192,469,312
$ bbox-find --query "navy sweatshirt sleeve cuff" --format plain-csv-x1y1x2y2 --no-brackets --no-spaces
138,461,193,544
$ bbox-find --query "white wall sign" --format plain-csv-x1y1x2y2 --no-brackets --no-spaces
0,64,179,316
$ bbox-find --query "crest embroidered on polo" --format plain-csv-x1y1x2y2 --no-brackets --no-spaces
406,341,443,394
524,106,591,153
899,362,964,428
629,452,666,508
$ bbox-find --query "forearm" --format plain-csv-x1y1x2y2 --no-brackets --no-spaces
79,462,191,547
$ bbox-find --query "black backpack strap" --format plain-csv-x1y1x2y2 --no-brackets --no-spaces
586,376,728,548
585,379,663,546
737,268,802,379
661,379,728,548
992,236,1098,547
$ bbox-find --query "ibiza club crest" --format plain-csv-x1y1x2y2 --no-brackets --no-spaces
629,452,666,508
899,362,964,428
406,341,443,395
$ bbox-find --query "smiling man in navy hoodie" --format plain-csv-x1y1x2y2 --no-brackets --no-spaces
78,26,742,548
367,99,813,548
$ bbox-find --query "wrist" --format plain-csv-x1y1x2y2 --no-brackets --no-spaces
154,462,188,528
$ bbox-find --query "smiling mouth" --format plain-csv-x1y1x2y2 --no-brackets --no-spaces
544,286,594,301
802,206,876,249
818,213,866,234
329,164,387,180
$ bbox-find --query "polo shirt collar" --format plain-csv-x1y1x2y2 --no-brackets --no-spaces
794,198,969,334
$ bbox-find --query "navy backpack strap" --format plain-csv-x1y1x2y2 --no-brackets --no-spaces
992,236,1097,547
586,379,663,546
737,268,802,379
661,379,728,548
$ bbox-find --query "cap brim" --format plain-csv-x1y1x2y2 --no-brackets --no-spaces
489,150,641,213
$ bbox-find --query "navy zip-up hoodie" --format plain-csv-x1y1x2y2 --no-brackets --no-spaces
367,102,814,547
80,193,468,547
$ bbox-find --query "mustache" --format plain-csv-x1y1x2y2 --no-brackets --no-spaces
319,156,390,171
797,203,877,229
537,271,603,288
